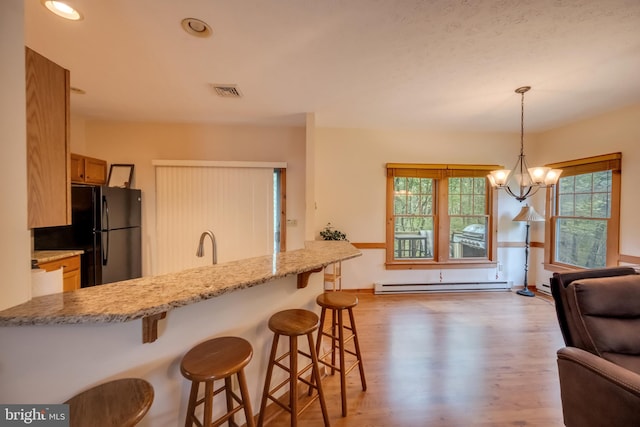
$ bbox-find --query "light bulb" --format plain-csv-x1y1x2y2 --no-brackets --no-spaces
42,1,83,20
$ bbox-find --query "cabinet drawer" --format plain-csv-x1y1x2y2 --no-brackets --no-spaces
38,255,80,273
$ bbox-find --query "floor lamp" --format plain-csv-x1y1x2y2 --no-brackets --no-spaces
513,205,544,297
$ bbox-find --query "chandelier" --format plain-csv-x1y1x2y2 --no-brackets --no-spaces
488,86,562,201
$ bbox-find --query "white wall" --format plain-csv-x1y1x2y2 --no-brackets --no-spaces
70,119,306,277
312,127,535,289
0,0,31,310
72,119,546,290
305,112,317,240
311,107,640,291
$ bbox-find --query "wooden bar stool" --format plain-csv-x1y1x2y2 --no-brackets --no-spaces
180,336,255,427
315,291,367,417
257,309,330,427
64,378,154,427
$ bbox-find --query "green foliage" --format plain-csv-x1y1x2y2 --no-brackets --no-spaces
558,171,611,217
448,177,486,216
555,170,612,268
393,176,487,235
320,223,347,241
393,177,433,232
556,219,607,268
392,175,489,259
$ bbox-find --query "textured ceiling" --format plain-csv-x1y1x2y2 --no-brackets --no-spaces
24,0,640,132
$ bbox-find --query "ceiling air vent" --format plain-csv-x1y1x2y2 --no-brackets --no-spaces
211,84,242,98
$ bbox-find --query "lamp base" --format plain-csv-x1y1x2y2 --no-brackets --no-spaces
516,288,535,297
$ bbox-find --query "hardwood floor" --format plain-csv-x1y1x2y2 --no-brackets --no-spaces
264,291,566,427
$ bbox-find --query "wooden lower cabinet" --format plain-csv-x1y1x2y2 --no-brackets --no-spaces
38,255,81,292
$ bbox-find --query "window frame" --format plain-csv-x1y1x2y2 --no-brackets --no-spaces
275,168,287,253
385,163,499,270
544,153,621,272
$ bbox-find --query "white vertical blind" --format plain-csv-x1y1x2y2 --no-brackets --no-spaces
155,164,276,274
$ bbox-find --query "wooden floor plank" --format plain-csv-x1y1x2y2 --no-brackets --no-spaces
262,291,565,426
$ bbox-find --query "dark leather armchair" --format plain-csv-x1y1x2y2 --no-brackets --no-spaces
550,267,640,426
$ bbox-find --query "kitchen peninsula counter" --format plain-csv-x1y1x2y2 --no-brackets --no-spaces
0,241,360,341
32,249,84,264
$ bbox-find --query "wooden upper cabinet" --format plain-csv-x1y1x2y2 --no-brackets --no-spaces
26,47,71,228
70,153,84,182
71,153,107,185
85,157,107,184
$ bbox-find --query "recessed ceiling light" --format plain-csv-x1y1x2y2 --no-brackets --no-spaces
41,0,83,21
181,18,212,38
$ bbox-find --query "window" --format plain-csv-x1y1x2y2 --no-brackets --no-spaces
274,168,286,253
545,153,621,270
392,175,434,259
449,176,489,259
386,164,498,269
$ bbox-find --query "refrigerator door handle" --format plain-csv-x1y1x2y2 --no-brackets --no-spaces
102,231,109,266
101,195,110,266
102,195,110,231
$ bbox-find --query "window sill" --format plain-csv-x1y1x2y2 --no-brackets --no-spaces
386,261,497,270
543,263,583,273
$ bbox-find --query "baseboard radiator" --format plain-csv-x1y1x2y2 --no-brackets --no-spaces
374,281,511,295
538,281,552,295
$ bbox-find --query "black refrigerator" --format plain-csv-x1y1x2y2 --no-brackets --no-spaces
34,185,142,287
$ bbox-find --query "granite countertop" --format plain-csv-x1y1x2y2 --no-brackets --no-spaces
33,250,84,264
1,241,361,327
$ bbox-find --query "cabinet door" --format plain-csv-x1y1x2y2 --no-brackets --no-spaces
38,255,81,292
70,153,85,183
26,47,71,228
62,269,81,292
84,157,107,185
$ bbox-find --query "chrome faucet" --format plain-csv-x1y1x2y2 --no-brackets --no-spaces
196,230,217,265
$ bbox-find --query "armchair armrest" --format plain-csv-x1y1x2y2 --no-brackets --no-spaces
557,347,640,427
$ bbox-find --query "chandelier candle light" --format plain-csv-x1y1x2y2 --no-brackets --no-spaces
488,86,562,201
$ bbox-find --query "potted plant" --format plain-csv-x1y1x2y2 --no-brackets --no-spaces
319,223,347,241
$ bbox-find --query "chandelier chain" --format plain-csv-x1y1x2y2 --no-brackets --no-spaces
520,90,525,156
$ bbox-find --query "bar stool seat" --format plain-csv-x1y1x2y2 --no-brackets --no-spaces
181,336,255,427
64,378,154,427
315,291,367,417
257,309,330,427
